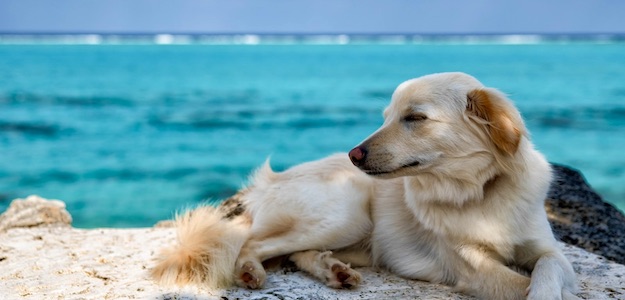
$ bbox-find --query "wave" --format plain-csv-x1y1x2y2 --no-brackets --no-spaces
149,116,375,130
0,92,134,107
362,89,394,99
2,33,625,45
148,105,382,130
523,106,625,131
0,121,64,136
7,165,264,205
12,165,255,185
0,89,264,108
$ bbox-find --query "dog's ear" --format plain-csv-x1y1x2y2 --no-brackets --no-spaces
466,88,521,156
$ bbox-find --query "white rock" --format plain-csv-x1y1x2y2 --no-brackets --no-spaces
0,195,72,232
0,226,623,299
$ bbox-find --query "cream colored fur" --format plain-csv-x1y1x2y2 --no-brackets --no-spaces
151,206,250,288
152,72,578,300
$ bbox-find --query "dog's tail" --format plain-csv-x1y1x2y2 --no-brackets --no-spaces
151,198,251,288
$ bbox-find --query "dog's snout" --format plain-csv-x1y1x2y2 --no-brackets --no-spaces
348,146,367,167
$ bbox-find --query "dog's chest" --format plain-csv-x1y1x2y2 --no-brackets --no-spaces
404,194,519,250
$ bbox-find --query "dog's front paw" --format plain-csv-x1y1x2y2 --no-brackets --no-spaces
526,283,562,300
235,261,266,289
527,286,580,300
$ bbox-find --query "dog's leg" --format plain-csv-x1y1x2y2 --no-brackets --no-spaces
233,237,323,289
331,243,372,268
234,229,369,289
527,251,579,300
455,245,530,300
289,250,362,289
455,264,530,300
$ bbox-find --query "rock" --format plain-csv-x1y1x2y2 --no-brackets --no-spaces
0,195,72,232
0,227,623,299
546,164,625,264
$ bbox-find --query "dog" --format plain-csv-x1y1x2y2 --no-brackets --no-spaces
152,72,578,299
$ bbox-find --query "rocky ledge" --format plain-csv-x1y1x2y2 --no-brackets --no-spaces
0,165,624,299
546,164,625,264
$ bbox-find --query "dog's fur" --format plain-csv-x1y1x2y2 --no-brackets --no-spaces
152,72,578,299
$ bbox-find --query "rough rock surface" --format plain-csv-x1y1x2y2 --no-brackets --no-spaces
546,164,625,264
0,195,71,232
0,227,623,300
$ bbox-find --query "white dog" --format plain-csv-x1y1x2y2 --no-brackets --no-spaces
152,72,578,299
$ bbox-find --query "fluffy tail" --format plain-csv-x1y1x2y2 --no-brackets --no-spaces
151,205,250,288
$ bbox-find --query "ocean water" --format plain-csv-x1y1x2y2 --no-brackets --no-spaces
0,39,624,227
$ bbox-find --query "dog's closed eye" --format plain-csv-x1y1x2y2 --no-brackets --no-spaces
403,113,428,123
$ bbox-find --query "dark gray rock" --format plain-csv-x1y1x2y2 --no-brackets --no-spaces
546,164,625,264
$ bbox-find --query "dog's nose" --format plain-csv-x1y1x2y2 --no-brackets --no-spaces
348,146,367,167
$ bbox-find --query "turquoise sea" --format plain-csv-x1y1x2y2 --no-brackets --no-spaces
1,35,624,227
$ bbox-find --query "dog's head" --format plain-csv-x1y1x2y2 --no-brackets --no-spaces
349,72,526,179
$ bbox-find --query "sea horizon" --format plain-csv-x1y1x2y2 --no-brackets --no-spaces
1,32,625,45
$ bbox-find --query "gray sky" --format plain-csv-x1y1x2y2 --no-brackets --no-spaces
1,0,624,34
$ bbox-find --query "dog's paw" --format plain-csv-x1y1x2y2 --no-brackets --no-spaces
526,284,562,300
235,261,266,289
325,261,361,289
315,251,361,289
289,250,363,289
527,287,580,300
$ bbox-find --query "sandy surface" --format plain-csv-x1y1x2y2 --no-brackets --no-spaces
1,226,624,300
